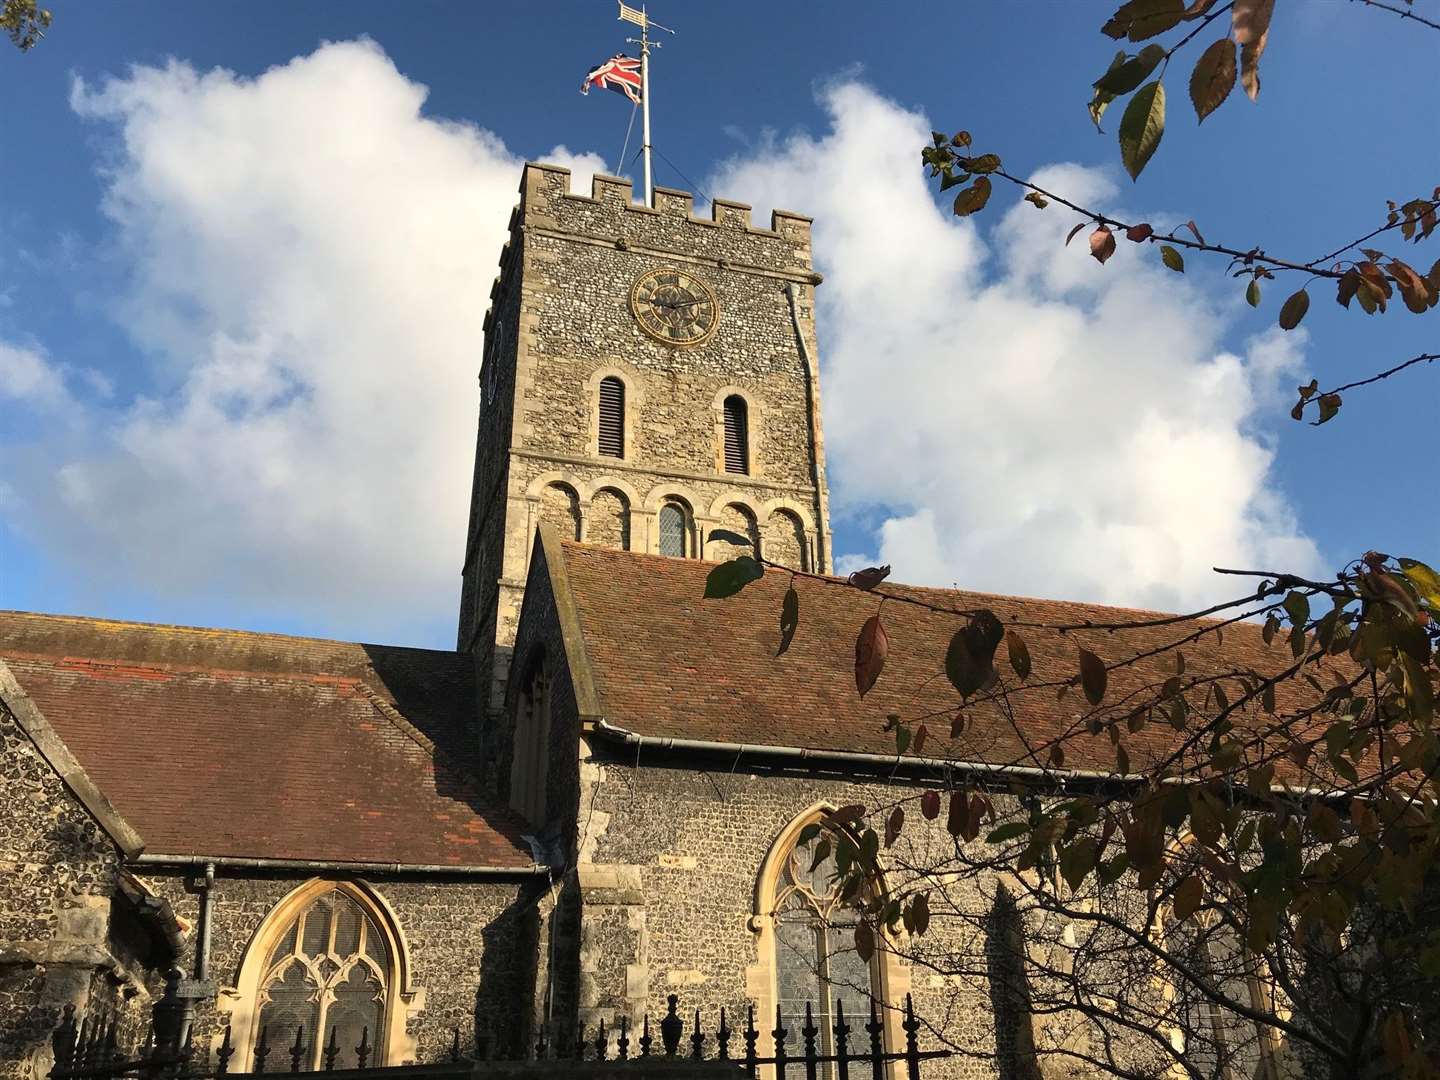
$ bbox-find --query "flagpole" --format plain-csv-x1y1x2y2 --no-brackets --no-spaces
640,11,652,209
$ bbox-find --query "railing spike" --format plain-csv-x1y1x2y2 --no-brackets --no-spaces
289,1024,306,1073
216,1025,234,1075
717,1006,731,1061
617,1015,629,1061
691,1007,705,1060
536,1020,548,1061
903,993,922,1080
802,1001,819,1080
743,1004,759,1079
638,1014,652,1058
594,1017,607,1062
323,1025,340,1071
866,999,885,1080
834,999,852,1080
574,1024,586,1061
772,1004,789,1080
355,1025,371,1070
51,1003,78,1074
253,1024,270,1075
450,1026,462,1063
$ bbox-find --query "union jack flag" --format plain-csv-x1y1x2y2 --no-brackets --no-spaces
581,54,642,105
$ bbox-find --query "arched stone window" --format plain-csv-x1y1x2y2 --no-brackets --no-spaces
598,377,625,459
658,501,690,558
750,807,905,1077
509,659,551,826
540,483,581,541
723,395,750,475
233,882,411,1070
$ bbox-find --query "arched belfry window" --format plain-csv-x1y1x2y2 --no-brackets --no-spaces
251,888,393,1069
658,501,689,558
598,377,625,458
773,829,878,1073
723,395,749,475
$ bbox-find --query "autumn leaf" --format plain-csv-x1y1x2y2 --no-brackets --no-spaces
1078,647,1109,706
708,528,754,549
1024,191,1049,209
1246,278,1261,307
947,789,971,838
1093,42,1166,95
1278,288,1310,330
1091,224,1118,264
778,585,800,656
1126,223,1154,242
847,565,892,591
1006,630,1033,680
1315,393,1342,424
885,806,904,847
855,615,888,695
1066,221,1089,247
1188,37,1236,122
854,922,875,963
921,790,941,820
1119,80,1166,180
1173,875,1204,920
1160,245,1185,272
1183,219,1206,245
1232,0,1274,101
953,177,992,217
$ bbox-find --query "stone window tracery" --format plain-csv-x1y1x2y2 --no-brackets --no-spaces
251,889,391,1070
772,831,878,1075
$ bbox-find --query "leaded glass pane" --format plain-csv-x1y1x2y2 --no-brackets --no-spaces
257,964,319,1069
301,899,332,958
362,913,388,970
329,966,385,1068
824,923,871,1018
659,504,687,558
333,898,362,958
268,923,298,969
775,913,822,1043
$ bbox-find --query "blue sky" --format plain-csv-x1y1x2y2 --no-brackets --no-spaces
1,1,1435,649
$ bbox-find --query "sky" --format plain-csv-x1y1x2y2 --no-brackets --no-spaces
0,1,1435,650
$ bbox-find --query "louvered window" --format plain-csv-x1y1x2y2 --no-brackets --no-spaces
598,377,625,458
659,503,688,558
723,395,749,474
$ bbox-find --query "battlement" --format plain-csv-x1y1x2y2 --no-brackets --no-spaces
516,161,814,255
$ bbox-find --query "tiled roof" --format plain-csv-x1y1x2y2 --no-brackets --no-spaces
0,611,536,869
553,541,1312,776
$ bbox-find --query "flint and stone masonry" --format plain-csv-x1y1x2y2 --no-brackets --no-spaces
459,164,835,718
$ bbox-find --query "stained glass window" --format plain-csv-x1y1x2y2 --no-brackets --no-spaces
772,831,879,1076
252,890,391,1070
659,503,688,558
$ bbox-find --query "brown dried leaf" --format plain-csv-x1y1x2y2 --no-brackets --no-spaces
1066,221,1089,247
1278,288,1310,330
1183,219,1206,245
1126,223,1154,242
921,789,941,820
847,565,892,591
1231,0,1274,101
1091,224,1118,264
855,614,888,696
1189,37,1237,122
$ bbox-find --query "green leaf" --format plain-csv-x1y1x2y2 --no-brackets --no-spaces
704,555,764,599
1060,837,1100,890
808,837,832,874
986,822,1030,845
938,170,967,192
1282,591,1310,626
1246,278,1261,307
778,585,800,656
1093,43,1166,96
1098,852,1130,885
953,177,992,217
1399,559,1440,609
1279,288,1310,330
1119,80,1166,181
1188,37,1237,122
797,823,822,847
1160,245,1184,272
1316,393,1342,424
964,154,1002,174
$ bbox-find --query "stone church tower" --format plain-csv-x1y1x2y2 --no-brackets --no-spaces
458,163,834,716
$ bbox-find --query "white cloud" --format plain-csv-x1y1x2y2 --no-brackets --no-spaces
2,47,1317,640
5,41,601,639
712,82,1320,612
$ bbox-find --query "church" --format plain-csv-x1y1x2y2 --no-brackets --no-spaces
1,162,1287,1080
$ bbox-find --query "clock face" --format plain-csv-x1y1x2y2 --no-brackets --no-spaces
629,267,719,346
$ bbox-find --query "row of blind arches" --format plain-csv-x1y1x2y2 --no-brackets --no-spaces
539,483,808,569
598,377,750,475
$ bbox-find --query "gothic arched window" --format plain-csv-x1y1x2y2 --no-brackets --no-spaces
598,377,626,459
773,830,877,1072
252,888,392,1069
658,502,689,558
723,395,749,475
